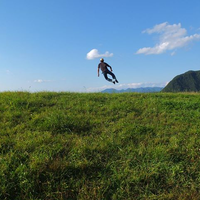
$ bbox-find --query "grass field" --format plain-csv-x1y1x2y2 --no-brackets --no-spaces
1,92,200,199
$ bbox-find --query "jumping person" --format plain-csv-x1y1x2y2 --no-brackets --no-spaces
98,58,119,84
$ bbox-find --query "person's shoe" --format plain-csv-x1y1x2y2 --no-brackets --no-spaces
115,79,119,83
113,81,115,84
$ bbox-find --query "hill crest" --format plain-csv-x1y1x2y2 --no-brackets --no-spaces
162,70,200,92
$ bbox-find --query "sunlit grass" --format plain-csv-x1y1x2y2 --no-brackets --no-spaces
1,92,200,199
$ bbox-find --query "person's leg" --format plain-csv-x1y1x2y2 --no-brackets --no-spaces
107,71,118,83
103,71,113,83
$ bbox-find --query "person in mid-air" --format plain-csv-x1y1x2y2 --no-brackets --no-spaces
98,58,119,84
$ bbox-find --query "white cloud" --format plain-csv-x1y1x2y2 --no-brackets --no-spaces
86,49,113,60
34,79,52,83
136,22,200,55
171,51,176,56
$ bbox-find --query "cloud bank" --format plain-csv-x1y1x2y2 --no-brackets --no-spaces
86,49,113,60
136,22,200,55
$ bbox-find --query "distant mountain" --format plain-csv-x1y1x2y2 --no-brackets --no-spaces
162,70,200,92
101,87,163,93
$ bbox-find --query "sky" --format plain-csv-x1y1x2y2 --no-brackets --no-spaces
0,0,200,92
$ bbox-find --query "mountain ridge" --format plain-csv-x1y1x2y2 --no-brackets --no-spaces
162,70,200,92
101,87,163,93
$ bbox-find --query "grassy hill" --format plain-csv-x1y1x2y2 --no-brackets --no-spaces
162,70,200,92
1,92,200,199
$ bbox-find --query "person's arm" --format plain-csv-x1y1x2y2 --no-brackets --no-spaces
97,65,100,77
107,63,113,72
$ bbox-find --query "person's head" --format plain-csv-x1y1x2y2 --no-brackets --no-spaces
100,58,104,62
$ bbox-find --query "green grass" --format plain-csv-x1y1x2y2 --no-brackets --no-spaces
1,91,200,199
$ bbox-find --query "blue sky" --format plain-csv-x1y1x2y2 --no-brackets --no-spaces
1,0,200,92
